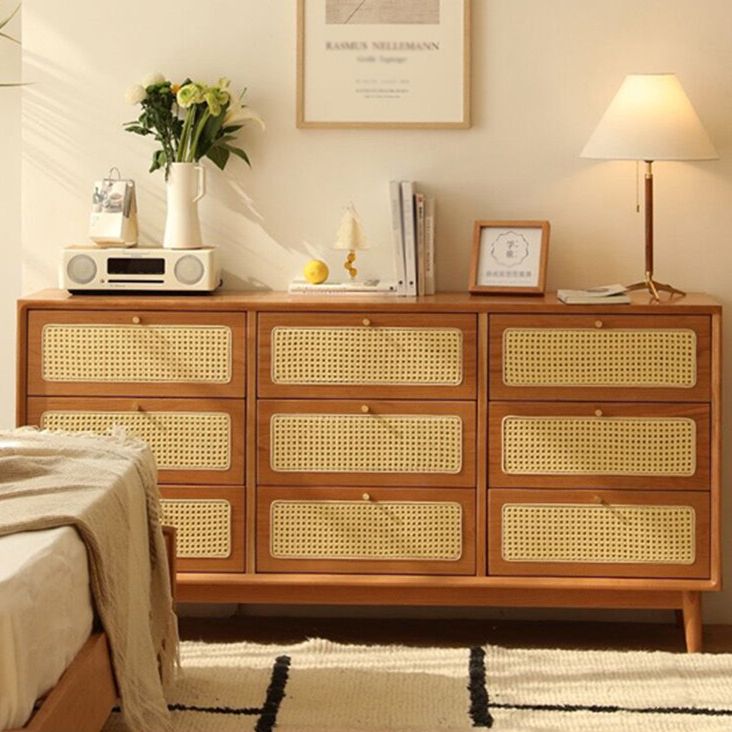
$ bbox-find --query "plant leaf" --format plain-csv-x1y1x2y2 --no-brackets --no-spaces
206,145,230,170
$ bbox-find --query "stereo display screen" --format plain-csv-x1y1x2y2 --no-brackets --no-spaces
107,258,165,275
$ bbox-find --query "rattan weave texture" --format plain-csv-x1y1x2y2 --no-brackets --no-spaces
271,326,463,385
160,499,231,558
502,328,696,387
42,324,232,383
501,503,695,564
270,413,463,473
41,410,232,470
502,416,696,476
269,500,463,560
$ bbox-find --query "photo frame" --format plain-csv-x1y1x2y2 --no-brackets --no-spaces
297,0,471,129
469,220,550,295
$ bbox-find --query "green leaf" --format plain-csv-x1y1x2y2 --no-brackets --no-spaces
206,145,230,170
222,144,251,167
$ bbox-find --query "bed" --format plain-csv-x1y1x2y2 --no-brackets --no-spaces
0,429,178,732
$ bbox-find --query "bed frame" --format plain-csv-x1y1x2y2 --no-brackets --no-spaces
8,527,176,732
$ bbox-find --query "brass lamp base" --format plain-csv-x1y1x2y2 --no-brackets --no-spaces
626,273,685,301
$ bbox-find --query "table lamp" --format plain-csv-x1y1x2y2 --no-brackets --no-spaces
334,204,368,281
581,73,717,299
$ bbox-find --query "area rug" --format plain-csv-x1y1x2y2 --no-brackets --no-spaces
103,638,732,731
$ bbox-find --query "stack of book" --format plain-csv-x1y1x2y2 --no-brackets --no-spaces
557,284,631,304
389,180,436,296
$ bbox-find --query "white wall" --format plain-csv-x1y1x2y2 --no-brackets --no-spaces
20,0,732,621
0,3,21,428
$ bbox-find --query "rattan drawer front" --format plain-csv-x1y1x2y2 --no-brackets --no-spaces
160,486,244,572
489,314,710,401
257,487,475,574
489,402,710,490
258,313,477,398
27,397,245,485
27,311,245,397
488,489,709,578
258,400,475,486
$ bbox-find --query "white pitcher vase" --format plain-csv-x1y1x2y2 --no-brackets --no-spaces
163,162,206,249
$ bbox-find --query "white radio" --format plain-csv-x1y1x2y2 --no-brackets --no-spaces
62,247,221,293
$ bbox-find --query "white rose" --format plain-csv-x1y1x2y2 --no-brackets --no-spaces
124,84,147,105
142,72,166,88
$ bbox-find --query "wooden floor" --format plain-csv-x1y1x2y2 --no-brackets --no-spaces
179,615,732,653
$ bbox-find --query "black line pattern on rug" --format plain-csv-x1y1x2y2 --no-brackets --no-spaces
256,654,291,732
468,646,493,728
489,702,732,717
168,702,261,715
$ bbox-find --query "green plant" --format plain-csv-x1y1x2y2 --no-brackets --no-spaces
124,73,264,177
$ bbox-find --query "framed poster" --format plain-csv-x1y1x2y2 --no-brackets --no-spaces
469,220,550,295
297,0,471,128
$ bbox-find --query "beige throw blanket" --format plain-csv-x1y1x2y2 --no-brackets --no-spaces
0,428,178,732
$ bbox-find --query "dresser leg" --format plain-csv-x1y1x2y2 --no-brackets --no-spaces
681,591,702,653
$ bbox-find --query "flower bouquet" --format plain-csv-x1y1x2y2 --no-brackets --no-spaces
124,73,264,177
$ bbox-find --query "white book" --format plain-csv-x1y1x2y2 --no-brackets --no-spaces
424,197,436,295
289,279,398,295
400,180,417,296
557,285,630,304
388,180,407,296
415,192,426,296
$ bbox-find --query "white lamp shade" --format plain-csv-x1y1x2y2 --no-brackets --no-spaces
581,73,717,161
334,206,368,250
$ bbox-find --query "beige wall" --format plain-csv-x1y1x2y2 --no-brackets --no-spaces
0,5,21,429
20,0,732,620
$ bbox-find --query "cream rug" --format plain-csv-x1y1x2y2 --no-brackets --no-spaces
103,638,732,731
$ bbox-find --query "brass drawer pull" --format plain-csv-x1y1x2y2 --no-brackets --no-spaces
594,320,603,329
594,409,603,417
360,404,370,413
131,316,141,325
362,318,371,327
362,493,371,501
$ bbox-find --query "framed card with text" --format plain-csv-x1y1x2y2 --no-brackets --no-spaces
297,0,471,129
469,220,550,295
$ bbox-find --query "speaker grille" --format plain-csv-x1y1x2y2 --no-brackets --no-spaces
174,254,205,285
66,254,97,285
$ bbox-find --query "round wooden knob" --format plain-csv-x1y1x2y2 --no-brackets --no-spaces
360,404,370,413
594,320,603,329
362,318,371,327
594,409,603,417
132,402,141,412
362,493,371,501
132,316,141,325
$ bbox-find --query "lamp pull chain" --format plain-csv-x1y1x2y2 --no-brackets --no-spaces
635,160,640,213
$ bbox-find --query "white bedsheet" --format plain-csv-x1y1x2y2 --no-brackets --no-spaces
0,526,93,730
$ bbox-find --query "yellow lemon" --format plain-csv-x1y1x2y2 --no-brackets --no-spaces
303,259,329,284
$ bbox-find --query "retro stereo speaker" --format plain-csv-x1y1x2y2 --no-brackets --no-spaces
62,247,221,293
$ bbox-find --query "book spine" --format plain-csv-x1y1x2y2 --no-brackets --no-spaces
400,180,417,296
424,197,435,295
389,180,407,296
415,192,426,296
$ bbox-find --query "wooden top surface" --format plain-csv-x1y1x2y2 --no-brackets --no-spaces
18,288,721,314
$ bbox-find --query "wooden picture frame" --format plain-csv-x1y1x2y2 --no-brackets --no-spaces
469,220,550,295
296,0,471,129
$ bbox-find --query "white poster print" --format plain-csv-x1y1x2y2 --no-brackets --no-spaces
298,0,469,127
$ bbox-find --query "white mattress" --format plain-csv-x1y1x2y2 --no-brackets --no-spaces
0,526,94,730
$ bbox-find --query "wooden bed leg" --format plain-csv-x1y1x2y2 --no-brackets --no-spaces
681,591,702,653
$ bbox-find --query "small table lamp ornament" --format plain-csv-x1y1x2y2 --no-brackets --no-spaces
581,73,718,300
334,204,368,281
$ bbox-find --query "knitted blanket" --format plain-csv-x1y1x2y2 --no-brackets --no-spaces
0,428,178,732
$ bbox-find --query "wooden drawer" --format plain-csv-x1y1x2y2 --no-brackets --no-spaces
27,397,245,485
26,310,246,397
258,400,475,487
489,314,710,401
258,312,477,399
488,489,709,579
257,487,476,575
160,486,244,573
489,402,710,490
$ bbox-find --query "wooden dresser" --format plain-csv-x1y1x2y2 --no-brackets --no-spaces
17,290,721,651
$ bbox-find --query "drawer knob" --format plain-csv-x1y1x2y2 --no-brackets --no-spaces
594,409,603,417
362,493,371,501
360,404,370,413
132,402,142,412
594,320,603,329
132,316,141,325
593,495,609,506
362,318,371,327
